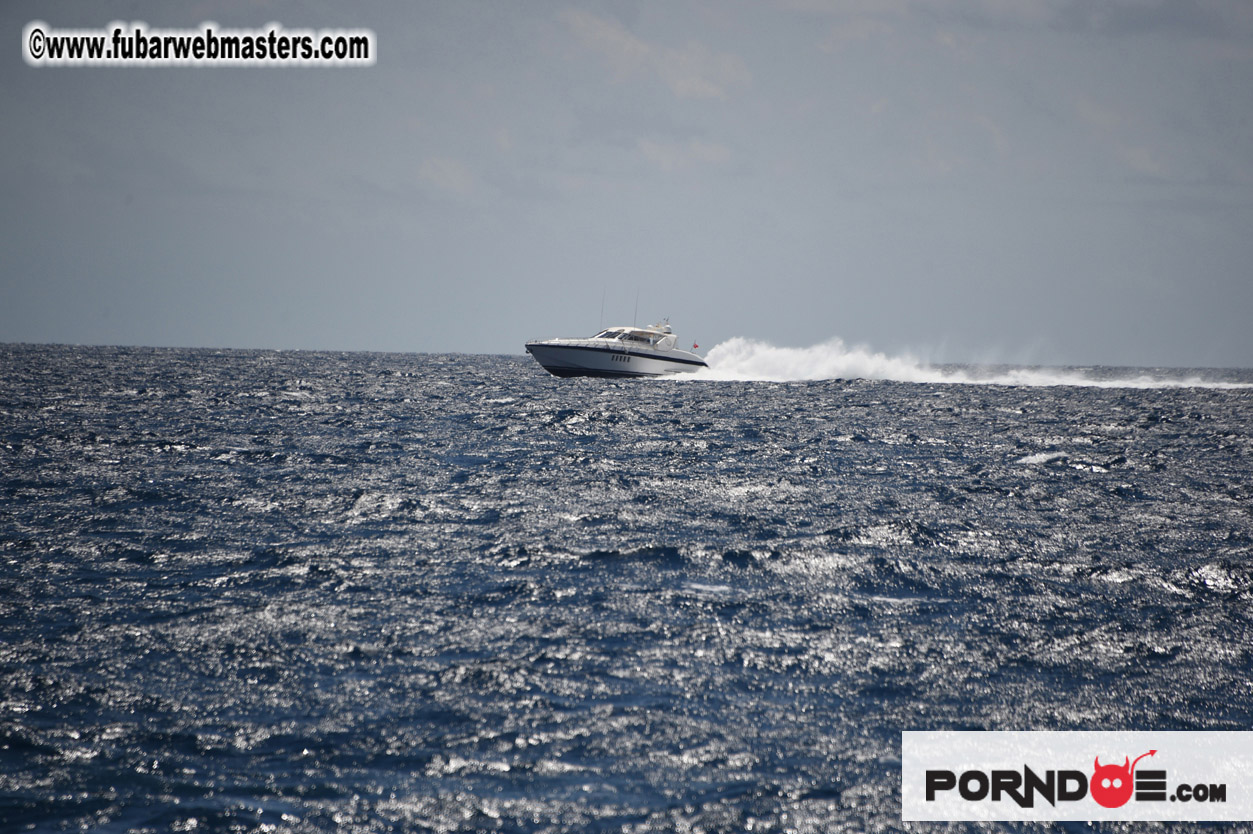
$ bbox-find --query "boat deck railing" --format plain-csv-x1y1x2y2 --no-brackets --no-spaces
530,337,630,351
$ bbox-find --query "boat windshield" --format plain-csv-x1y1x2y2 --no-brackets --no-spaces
590,328,662,344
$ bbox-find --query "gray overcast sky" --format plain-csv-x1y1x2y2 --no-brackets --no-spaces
4,0,1252,367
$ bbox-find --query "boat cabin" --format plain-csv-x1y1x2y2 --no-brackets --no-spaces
592,325,677,351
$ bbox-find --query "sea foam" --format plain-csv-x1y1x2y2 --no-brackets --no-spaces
693,336,1251,389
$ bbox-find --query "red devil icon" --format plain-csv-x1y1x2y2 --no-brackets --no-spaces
1090,750,1156,808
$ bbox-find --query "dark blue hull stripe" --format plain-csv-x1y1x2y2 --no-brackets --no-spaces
543,367,656,379
525,343,707,368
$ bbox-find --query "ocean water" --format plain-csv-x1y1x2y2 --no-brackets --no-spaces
2,343,1251,833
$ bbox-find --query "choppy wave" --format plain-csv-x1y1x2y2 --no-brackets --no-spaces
3,345,1252,833
694,336,1253,388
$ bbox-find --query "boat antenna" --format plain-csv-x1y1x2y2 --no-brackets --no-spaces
600,288,605,330
633,289,639,327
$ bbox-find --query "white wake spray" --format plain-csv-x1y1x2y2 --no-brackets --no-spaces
690,337,1251,389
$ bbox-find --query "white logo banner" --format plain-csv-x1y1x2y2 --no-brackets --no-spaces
902,731,1253,821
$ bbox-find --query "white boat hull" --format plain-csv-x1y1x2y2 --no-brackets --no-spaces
525,341,706,378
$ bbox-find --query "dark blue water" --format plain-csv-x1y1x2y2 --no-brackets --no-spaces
2,345,1251,832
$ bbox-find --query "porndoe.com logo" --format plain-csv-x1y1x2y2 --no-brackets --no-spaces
902,731,1253,822
925,748,1223,809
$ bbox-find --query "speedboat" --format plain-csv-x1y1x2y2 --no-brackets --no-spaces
525,321,707,378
